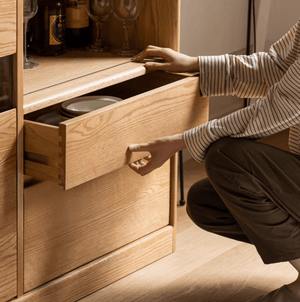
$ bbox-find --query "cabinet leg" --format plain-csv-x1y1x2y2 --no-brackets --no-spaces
179,150,185,206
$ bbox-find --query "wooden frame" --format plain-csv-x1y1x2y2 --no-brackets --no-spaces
14,0,24,297
0,109,17,302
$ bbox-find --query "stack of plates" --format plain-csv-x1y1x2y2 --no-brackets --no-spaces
35,96,122,126
35,111,66,126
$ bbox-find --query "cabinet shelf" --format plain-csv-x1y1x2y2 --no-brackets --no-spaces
23,49,147,114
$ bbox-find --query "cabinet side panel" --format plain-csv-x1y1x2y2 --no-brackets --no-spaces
0,109,17,301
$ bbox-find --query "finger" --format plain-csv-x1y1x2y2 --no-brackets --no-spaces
144,62,172,71
138,159,147,166
128,162,140,172
128,162,147,175
128,157,154,175
128,143,151,152
132,46,166,62
144,155,152,161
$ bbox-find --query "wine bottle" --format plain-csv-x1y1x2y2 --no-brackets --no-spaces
32,0,66,56
66,0,89,48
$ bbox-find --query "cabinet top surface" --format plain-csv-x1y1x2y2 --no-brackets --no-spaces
23,50,147,114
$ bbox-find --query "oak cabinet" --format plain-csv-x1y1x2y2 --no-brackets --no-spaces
1,0,210,301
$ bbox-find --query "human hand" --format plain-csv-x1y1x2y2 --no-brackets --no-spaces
128,134,186,176
132,45,199,73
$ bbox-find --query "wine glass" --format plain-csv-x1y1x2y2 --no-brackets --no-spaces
23,0,39,69
113,0,140,57
86,0,112,52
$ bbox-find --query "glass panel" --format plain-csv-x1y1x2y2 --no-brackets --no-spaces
0,56,13,112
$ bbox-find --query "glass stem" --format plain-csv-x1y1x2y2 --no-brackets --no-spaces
122,23,131,50
94,22,103,47
24,21,28,64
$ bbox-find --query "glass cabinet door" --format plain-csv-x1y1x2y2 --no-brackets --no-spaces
0,56,13,112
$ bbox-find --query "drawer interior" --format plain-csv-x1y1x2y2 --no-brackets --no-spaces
24,71,187,124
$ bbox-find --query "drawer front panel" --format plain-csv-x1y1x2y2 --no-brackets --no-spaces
0,109,17,301
24,161,170,292
0,0,16,57
61,76,208,189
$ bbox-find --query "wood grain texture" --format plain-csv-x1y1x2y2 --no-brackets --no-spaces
60,75,208,189
24,121,60,183
103,0,180,51
13,0,24,296
23,60,147,114
23,52,129,95
0,109,17,302
24,121,59,159
24,162,170,292
0,0,16,57
14,227,173,302
24,73,208,189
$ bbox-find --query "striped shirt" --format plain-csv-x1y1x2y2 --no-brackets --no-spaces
183,18,300,163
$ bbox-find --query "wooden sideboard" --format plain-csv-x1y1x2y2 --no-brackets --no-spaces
0,0,209,301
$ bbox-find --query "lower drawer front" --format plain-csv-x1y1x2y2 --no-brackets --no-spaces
24,161,170,292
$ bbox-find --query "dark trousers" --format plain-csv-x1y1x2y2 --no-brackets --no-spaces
186,137,300,264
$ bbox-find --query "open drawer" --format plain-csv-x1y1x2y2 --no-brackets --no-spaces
24,71,209,190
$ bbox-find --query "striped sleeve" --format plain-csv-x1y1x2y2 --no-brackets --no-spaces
198,53,283,98
183,18,300,164
184,56,300,164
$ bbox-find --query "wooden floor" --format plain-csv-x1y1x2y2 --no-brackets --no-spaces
79,157,297,302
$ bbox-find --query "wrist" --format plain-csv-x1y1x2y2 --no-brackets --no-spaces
188,57,199,72
170,134,186,153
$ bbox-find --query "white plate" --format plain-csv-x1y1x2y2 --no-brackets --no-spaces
61,96,121,116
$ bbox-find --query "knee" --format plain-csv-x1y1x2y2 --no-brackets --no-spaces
186,179,216,233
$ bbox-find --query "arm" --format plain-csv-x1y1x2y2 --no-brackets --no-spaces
184,56,300,163
129,55,300,172
132,45,199,73
129,18,300,174
133,20,300,100
128,134,186,176
198,15,300,99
